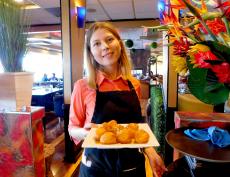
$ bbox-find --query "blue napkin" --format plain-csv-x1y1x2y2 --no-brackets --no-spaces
184,126,230,148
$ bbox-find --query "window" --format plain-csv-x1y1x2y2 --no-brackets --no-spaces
23,51,63,82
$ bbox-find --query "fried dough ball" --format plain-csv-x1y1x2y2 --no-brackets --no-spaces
102,122,109,129
95,127,106,141
135,129,149,144
100,132,117,144
117,124,125,131
107,120,117,127
102,120,118,132
112,124,125,134
126,128,136,139
94,121,150,145
117,128,132,144
127,123,139,130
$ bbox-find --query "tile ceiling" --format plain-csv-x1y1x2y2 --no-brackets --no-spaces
25,0,160,25
24,0,162,53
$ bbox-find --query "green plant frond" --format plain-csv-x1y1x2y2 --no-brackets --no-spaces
187,58,229,105
151,24,173,31
186,12,222,28
181,0,202,20
200,41,230,63
0,0,30,72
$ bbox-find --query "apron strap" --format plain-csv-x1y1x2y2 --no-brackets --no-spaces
96,80,134,91
127,80,135,91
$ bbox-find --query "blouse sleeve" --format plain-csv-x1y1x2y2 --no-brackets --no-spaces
69,80,86,130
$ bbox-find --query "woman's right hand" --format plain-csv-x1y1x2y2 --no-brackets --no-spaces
69,127,89,141
84,123,97,129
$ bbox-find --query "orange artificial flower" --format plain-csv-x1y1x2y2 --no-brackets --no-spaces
199,18,227,35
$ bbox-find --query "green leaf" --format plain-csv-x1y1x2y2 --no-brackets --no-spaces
181,0,202,20
186,12,222,28
200,41,230,63
187,58,229,105
205,70,223,92
205,83,223,92
151,24,172,31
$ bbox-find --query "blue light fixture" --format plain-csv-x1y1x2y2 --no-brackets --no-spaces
158,0,165,21
158,0,165,12
76,6,86,28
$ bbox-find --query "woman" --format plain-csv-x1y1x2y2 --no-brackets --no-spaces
69,22,166,177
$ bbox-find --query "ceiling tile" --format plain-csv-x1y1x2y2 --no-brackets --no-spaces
26,8,60,25
26,0,161,24
136,12,158,19
102,1,133,12
86,2,109,21
30,0,60,8
86,14,110,22
134,0,159,19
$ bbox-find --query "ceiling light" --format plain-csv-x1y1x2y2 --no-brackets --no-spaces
14,0,24,3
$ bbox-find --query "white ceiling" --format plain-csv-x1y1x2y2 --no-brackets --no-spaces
20,0,218,56
86,0,159,22
24,0,162,53
25,0,160,25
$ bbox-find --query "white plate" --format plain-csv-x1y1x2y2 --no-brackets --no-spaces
82,123,159,149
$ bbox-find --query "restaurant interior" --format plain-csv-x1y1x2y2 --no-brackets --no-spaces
0,0,230,177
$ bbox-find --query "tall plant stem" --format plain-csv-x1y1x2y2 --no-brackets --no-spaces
223,17,230,36
200,20,218,42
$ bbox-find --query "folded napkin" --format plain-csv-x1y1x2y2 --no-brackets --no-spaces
184,126,230,148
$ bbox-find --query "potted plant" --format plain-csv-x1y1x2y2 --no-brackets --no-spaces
0,0,33,111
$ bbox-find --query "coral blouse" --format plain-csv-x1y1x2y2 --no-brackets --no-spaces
68,71,141,133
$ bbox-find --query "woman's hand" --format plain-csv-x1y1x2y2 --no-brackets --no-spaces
84,123,97,129
69,127,89,141
144,147,167,177
69,123,98,141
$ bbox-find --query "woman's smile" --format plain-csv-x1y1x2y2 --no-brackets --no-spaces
102,52,113,58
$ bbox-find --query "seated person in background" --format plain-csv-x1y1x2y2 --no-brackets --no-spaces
50,73,58,82
41,73,49,82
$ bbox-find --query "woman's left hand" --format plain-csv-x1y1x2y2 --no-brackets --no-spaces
144,147,167,177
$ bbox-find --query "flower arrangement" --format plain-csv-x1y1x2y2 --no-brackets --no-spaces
153,0,230,105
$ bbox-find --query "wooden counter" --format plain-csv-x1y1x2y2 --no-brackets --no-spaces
174,111,230,129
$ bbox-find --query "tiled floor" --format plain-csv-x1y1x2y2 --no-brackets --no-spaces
44,115,81,177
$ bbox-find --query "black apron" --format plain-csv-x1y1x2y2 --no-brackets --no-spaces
79,80,146,177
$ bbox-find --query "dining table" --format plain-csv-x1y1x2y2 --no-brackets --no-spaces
31,87,63,112
165,127,230,177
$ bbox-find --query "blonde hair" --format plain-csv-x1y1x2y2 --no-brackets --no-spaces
85,22,132,89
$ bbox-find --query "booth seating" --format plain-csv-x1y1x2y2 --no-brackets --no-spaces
53,94,64,130
53,94,64,118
